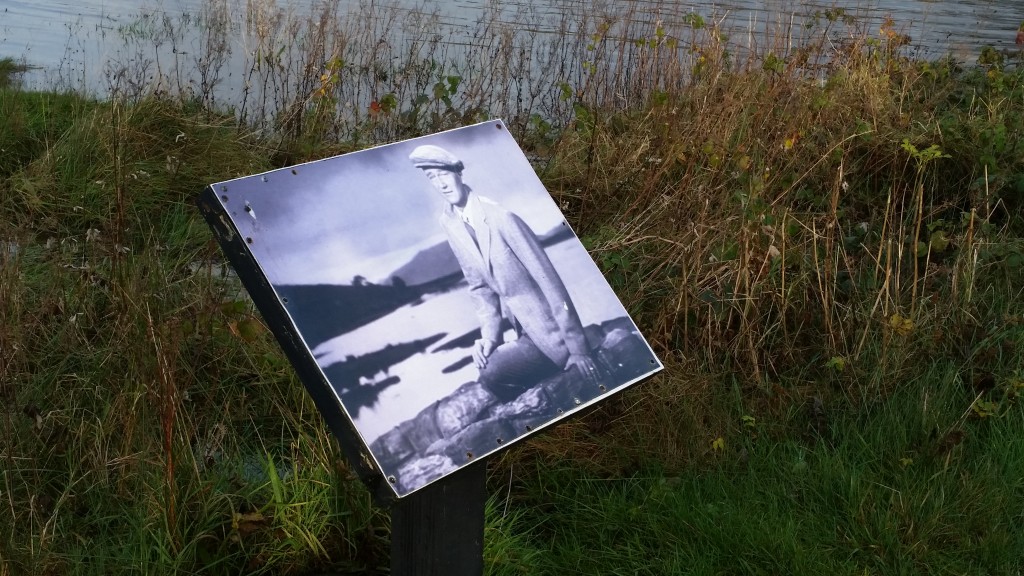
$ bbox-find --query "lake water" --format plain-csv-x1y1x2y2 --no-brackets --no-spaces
2,0,1023,96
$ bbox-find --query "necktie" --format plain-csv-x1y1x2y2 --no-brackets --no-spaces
463,220,480,251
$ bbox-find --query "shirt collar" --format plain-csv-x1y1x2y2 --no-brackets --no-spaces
454,188,479,226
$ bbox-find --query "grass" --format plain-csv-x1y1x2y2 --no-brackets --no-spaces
0,58,29,90
2,0,1024,573
489,364,1024,575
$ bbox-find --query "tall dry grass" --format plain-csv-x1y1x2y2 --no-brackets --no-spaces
95,2,882,141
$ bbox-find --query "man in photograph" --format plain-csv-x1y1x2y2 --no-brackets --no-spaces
408,144,599,401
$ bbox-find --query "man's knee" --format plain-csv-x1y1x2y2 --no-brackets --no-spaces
476,344,559,402
477,362,522,402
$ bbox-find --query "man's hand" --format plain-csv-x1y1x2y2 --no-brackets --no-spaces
564,353,600,387
472,338,496,369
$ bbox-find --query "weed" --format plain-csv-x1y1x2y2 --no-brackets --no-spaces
0,57,30,89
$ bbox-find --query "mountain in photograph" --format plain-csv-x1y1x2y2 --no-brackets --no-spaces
537,222,576,246
384,222,576,285
387,241,461,286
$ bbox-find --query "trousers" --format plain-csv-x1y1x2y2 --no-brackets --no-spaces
477,334,560,402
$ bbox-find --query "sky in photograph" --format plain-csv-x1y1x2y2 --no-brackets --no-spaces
215,121,567,285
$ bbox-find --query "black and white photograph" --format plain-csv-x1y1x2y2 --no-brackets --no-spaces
213,120,662,496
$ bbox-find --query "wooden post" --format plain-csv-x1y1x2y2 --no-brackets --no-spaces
391,461,487,575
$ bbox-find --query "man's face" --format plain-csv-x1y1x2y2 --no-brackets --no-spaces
422,168,468,208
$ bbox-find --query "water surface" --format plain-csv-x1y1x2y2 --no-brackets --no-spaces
2,0,1022,95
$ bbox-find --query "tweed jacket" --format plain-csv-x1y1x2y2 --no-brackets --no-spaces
440,194,590,366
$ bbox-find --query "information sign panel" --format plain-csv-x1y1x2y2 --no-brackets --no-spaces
198,120,662,498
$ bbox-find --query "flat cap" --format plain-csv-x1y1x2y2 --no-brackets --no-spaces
408,144,464,172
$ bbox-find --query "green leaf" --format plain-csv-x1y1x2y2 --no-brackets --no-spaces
432,82,447,100
236,318,264,342
265,454,286,514
220,300,247,316
446,75,461,94
825,356,847,372
558,81,573,101
929,230,950,252
762,53,785,74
